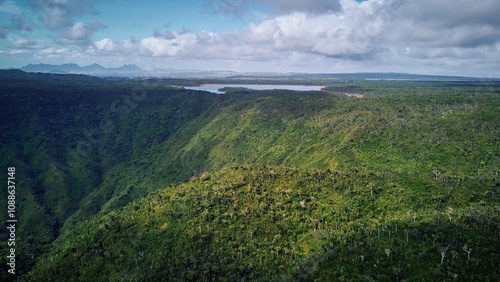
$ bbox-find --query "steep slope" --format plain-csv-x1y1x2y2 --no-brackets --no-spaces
77,83,499,224
0,74,221,238
0,73,224,277
28,164,499,280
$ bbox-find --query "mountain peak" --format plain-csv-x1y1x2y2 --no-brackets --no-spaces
81,63,106,71
115,64,142,71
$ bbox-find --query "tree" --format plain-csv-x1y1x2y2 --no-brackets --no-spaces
463,245,472,261
440,245,450,265
433,170,441,180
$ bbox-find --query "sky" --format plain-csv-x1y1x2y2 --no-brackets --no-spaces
0,0,499,77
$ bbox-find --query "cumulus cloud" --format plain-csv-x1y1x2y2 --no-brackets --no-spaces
239,0,500,62
243,2,378,57
153,28,176,40
0,14,36,38
24,0,107,49
31,0,498,76
93,30,200,58
87,0,499,71
384,0,500,49
27,0,97,30
13,39,47,49
94,37,137,55
57,19,107,46
140,32,197,57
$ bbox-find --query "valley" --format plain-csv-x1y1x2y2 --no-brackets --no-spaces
0,70,498,280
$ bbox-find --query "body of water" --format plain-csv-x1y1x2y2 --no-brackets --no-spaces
183,84,325,93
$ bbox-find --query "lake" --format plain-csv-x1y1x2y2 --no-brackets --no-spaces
182,84,325,93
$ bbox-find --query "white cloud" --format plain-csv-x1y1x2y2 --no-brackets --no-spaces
14,0,499,77
94,37,138,55
12,39,47,49
27,0,97,30
94,38,113,51
57,19,107,46
237,0,500,72
139,33,197,57
243,2,382,57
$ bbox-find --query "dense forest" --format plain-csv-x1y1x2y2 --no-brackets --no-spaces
0,70,498,280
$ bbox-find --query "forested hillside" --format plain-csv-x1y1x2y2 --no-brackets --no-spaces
27,164,500,280
0,71,498,280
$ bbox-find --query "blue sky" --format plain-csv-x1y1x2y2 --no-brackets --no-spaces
93,0,258,37
0,0,499,77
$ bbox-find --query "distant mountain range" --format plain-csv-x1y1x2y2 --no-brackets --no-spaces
16,63,239,78
11,63,499,80
20,63,143,75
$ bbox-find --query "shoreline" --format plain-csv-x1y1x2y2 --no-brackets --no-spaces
186,83,326,88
